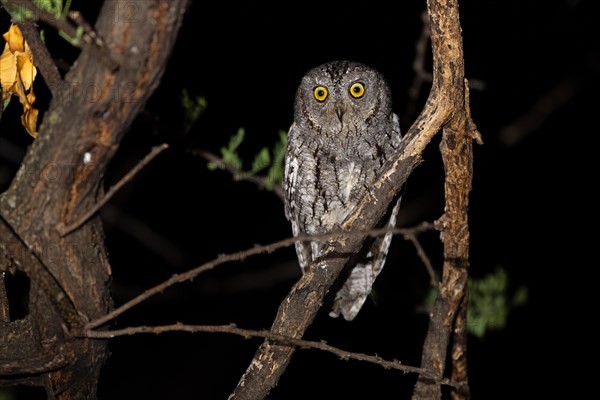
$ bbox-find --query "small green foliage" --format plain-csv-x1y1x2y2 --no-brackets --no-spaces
206,128,288,192
467,266,528,338
467,267,508,337
33,0,71,18
265,130,288,188
208,128,245,171
250,148,271,175
10,1,76,44
9,6,34,22
181,89,207,133
423,266,528,338
59,25,83,47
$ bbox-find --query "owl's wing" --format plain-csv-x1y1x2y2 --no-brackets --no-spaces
284,122,313,273
329,197,402,321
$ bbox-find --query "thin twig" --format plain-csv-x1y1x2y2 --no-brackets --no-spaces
405,10,432,118
0,272,9,323
195,149,285,201
406,233,437,287
86,222,434,330
85,322,457,387
58,144,169,236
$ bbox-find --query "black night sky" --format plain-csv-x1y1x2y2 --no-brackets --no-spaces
0,0,594,399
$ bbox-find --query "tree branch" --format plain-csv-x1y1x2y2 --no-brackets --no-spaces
406,9,432,119
450,293,470,400
85,322,458,387
410,0,481,397
407,232,438,287
0,273,9,323
11,18,63,95
86,223,434,330
195,149,285,202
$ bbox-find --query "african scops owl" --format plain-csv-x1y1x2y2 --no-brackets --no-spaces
283,61,402,321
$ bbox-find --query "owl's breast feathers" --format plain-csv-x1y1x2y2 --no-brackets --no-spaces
285,118,399,233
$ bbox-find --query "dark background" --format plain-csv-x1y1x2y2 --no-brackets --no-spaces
0,0,594,398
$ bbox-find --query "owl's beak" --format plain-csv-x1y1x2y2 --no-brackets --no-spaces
335,103,346,124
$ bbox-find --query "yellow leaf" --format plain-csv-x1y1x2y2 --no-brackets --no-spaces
17,53,36,90
0,23,38,137
22,105,38,137
3,23,25,53
0,43,16,95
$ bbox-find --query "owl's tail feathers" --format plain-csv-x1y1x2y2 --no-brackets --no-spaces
329,263,374,321
328,197,401,321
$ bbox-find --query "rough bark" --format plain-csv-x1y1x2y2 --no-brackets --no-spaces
0,1,189,398
412,0,478,398
412,105,474,399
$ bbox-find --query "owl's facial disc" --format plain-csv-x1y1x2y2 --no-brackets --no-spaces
309,81,367,127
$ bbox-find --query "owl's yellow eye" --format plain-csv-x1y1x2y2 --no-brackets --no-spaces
349,82,365,98
313,86,328,102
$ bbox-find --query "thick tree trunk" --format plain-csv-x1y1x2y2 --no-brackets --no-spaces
0,1,189,397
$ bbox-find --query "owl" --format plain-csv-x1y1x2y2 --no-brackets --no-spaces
284,61,402,321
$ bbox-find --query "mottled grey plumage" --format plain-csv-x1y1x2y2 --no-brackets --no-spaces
283,61,402,321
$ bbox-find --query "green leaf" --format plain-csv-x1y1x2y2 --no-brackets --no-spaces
8,6,34,22
204,128,287,193
467,267,511,338
181,89,207,133
62,0,72,17
59,25,83,46
220,148,242,171
267,130,287,186
33,0,64,18
250,147,271,174
227,128,245,152
420,267,527,338
216,128,245,171
207,162,219,171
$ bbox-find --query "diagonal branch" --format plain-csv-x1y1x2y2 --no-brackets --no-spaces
407,232,438,287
